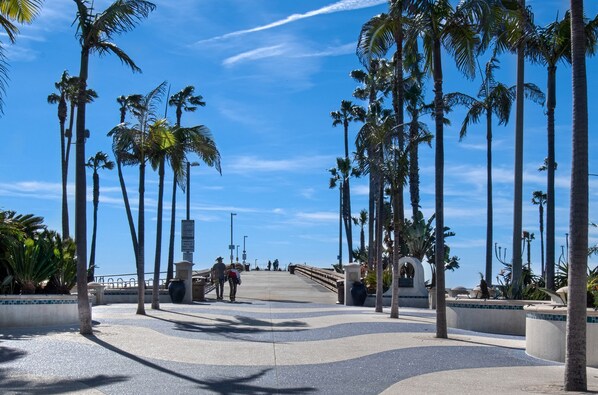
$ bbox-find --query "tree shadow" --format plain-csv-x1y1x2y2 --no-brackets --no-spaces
0,346,27,363
146,312,309,341
0,370,129,394
85,334,315,394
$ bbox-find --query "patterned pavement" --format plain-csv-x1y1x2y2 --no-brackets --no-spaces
1,270,597,394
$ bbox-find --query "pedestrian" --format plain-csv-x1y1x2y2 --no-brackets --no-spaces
227,264,241,302
267,260,272,271
211,256,226,301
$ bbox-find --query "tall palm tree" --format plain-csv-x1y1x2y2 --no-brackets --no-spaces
166,86,206,284
331,100,365,263
47,71,71,240
48,72,97,240
531,190,547,279
407,0,491,338
565,0,588,390
85,151,114,282
445,50,544,285
73,0,155,328
109,81,167,316
352,209,368,262
0,0,43,112
115,94,143,267
526,11,598,291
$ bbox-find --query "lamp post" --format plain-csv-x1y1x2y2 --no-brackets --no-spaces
230,213,237,264
182,161,199,263
243,235,248,264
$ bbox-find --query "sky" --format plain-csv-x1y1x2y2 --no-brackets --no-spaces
0,0,597,289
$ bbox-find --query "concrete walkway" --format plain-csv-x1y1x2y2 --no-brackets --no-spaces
1,270,597,394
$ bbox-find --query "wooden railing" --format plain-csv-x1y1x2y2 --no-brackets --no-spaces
293,265,343,292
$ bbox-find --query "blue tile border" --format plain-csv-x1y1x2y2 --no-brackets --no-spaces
447,302,524,310
527,312,598,324
0,299,77,305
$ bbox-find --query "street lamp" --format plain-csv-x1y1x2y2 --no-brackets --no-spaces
243,235,248,264
182,161,199,263
230,213,237,264
186,162,199,220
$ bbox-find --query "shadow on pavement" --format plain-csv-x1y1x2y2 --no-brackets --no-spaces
85,334,315,394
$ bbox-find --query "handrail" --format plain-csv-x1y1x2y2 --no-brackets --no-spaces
293,265,343,293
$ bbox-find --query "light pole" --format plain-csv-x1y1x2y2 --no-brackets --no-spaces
182,161,199,263
230,212,236,264
243,235,248,264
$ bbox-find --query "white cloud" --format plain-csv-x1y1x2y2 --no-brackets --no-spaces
223,44,286,67
194,0,387,45
226,155,331,174
296,211,338,222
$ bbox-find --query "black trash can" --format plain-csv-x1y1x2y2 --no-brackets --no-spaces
350,281,367,306
289,265,295,274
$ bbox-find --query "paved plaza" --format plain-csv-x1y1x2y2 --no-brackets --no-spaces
1,270,597,394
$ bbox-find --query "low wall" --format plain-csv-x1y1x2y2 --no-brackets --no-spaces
103,289,170,304
363,293,429,308
446,299,550,336
0,295,79,328
524,305,598,367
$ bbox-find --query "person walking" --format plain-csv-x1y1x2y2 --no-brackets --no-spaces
211,257,226,301
227,264,241,302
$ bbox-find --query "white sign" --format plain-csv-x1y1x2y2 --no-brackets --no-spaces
181,238,194,252
181,220,195,239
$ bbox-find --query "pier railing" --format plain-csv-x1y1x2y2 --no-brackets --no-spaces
293,265,343,293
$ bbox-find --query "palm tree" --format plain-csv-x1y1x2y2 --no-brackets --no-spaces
109,81,167,316
352,209,368,262
564,0,588,390
73,0,155,328
85,151,114,283
331,100,365,264
407,0,492,338
0,0,43,112
166,86,206,284
445,50,544,285
115,94,143,267
531,191,547,279
526,11,598,291
48,72,98,240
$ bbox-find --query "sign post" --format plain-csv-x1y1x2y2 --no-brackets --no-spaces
181,219,195,262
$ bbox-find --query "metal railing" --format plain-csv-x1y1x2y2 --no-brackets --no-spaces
293,265,343,293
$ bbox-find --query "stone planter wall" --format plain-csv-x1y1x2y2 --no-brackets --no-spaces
524,305,598,367
446,299,550,336
0,295,79,328
103,289,170,304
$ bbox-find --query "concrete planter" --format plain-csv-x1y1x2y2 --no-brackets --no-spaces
0,295,79,328
524,305,598,367
446,299,550,336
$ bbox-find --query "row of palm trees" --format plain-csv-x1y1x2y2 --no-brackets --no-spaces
329,0,592,390
109,82,221,315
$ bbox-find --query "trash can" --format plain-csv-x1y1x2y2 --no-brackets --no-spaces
289,265,295,274
192,278,206,302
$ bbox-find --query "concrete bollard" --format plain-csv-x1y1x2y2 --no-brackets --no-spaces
175,260,194,304
343,263,361,306
87,282,106,305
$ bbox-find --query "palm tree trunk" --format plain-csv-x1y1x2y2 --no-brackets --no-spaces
60,113,69,240
539,203,544,279
511,0,525,299
375,176,384,313
343,179,353,262
88,171,99,283
390,183,400,319
409,113,420,220
152,158,165,310
564,0,588,389
393,17,405,228
166,174,177,284
338,184,343,265
485,109,493,285
137,162,146,315
546,64,556,290
75,49,92,335
117,160,138,263
433,39,447,339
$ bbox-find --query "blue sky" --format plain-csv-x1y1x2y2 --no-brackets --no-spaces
0,0,597,288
